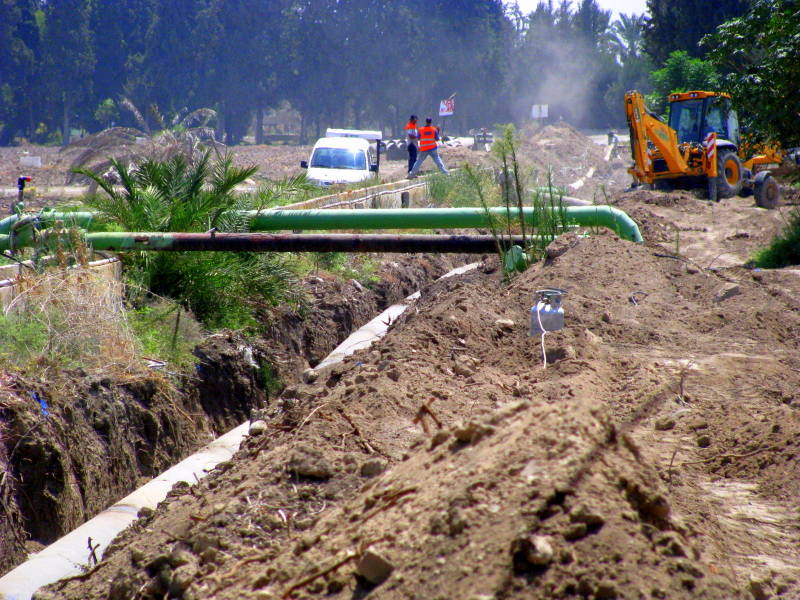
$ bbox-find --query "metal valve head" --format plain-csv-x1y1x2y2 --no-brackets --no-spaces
535,288,567,307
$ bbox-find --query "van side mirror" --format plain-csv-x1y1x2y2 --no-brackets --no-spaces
300,160,308,169
369,164,378,172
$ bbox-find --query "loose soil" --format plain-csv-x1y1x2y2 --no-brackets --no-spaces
0,255,467,576
1,125,799,599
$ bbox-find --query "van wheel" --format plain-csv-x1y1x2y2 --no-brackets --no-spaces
716,151,743,198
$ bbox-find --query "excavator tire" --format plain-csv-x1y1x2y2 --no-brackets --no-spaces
716,150,744,199
754,172,780,209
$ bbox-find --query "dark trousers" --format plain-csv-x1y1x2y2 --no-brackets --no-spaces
407,143,417,173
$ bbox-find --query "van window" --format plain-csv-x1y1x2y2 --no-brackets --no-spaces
310,148,367,170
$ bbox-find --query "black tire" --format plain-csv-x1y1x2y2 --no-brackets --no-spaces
716,150,744,198
740,168,754,197
654,179,673,191
754,173,780,209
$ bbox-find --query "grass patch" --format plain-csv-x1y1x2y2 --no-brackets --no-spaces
0,265,142,377
128,300,204,372
426,169,498,207
752,207,800,268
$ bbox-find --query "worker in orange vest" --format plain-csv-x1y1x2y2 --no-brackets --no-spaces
405,115,419,174
408,117,449,178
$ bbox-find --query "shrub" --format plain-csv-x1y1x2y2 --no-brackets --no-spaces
752,207,800,268
74,152,308,328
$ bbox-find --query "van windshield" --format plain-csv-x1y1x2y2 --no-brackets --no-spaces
310,148,367,170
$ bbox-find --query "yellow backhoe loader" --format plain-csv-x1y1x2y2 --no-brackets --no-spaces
625,90,781,208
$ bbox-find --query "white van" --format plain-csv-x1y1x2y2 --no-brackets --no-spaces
300,129,382,186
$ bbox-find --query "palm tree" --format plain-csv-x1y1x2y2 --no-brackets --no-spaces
74,153,307,327
65,98,221,185
611,13,646,63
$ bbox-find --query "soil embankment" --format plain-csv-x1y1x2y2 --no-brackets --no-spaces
44,218,800,598
0,255,467,577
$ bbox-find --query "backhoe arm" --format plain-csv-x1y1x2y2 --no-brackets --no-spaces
625,91,689,184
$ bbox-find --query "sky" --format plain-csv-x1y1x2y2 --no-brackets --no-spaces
508,0,649,19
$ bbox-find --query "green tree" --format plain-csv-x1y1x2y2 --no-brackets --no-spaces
89,0,154,126
705,0,800,146
648,50,720,114
643,0,750,66
0,0,40,144
40,0,95,145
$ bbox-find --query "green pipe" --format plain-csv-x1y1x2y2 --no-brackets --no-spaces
0,212,96,235
245,206,643,243
0,206,643,248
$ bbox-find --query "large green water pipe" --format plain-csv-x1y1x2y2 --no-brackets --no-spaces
0,206,643,244
244,206,643,243
0,212,96,235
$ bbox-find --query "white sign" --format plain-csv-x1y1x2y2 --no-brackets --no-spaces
439,98,455,117
531,104,549,119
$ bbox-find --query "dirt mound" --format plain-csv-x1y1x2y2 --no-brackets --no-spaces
45,232,800,599
0,254,469,579
519,122,613,187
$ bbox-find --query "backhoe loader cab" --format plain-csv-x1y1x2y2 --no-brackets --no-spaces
668,92,739,146
625,90,781,209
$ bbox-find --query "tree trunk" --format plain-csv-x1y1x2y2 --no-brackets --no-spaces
300,113,306,145
255,108,264,145
216,105,226,143
62,96,71,147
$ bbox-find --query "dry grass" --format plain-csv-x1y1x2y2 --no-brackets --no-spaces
2,260,148,379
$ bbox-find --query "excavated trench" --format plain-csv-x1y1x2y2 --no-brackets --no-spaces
0,253,470,576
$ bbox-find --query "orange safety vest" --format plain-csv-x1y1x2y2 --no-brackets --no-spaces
405,121,418,143
418,125,437,151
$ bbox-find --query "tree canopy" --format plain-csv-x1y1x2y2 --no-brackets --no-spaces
705,0,800,147
1,0,786,147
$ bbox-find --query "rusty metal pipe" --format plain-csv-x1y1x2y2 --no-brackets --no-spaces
75,232,532,253
0,232,554,253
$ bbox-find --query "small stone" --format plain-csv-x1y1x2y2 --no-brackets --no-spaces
749,579,770,600
714,283,741,302
601,311,613,324
584,329,602,345
545,232,580,259
655,532,687,557
430,430,450,448
302,368,318,383
751,270,763,282
287,445,332,479
524,535,554,566
249,420,267,435
453,421,495,444
495,318,515,330
563,522,588,541
169,565,197,594
356,550,394,585
563,345,577,360
685,264,700,274
190,533,220,555
137,506,155,519
569,504,605,527
595,580,618,599
697,434,711,448
360,459,386,478
654,416,676,431
168,547,195,568
130,547,146,565
453,359,475,377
